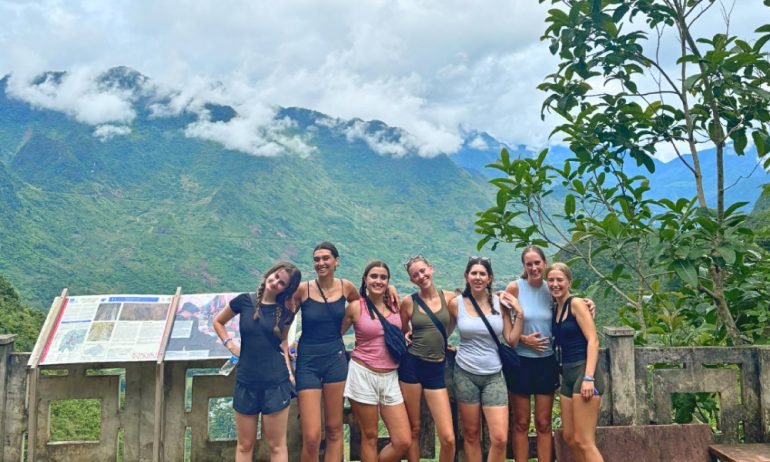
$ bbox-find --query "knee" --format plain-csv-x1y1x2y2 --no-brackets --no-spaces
390,432,412,454
325,423,344,442
573,434,593,452
438,429,456,449
462,425,481,444
361,426,379,445
267,439,286,454
409,419,422,438
563,431,577,448
513,417,530,434
489,429,507,451
237,438,255,454
302,428,322,447
534,416,552,434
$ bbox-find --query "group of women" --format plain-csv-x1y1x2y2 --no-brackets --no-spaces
213,242,604,462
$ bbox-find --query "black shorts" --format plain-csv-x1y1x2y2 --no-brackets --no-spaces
295,339,349,391
504,354,560,395
233,380,294,416
398,351,446,390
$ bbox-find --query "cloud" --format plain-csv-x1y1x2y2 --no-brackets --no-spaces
468,135,490,151
93,124,131,141
6,68,137,125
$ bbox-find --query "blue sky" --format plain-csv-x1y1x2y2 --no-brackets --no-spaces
0,0,766,160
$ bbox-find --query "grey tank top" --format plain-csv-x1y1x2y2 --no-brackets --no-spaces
455,295,503,375
514,278,555,357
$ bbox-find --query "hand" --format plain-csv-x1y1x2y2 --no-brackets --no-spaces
499,292,524,318
289,342,298,359
288,372,296,387
580,379,597,400
520,331,549,352
228,342,241,358
405,331,413,345
583,298,596,318
446,344,457,353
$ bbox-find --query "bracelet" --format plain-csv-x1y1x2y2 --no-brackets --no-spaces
583,375,594,382
222,337,233,346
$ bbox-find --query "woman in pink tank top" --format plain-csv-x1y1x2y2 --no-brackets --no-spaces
340,261,410,462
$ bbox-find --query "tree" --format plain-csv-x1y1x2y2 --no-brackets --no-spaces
476,0,770,345
0,274,46,351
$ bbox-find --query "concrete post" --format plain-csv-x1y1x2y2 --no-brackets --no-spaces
758,346,770,443
604,327,636,426
0,334,15,460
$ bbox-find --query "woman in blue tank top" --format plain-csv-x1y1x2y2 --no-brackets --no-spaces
292,242,360,462
547,262,604,462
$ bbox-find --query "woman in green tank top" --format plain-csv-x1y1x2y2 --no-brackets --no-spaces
398,255,458,462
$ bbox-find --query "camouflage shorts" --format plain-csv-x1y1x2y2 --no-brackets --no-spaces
453,365,508,407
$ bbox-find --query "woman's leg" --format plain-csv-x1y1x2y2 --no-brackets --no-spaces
299,389,323,462
572,395,603,462
423,388,456,462
560,395,584,462
322,381,346,462
510,393,532,462
458,402,482,462
533,393,555,462
234,411,259,462
482,405,509,462
350,400,379,462
399,381,424,462
262,407,291,462
379,402,412,462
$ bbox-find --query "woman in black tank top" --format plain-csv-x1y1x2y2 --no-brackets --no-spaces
291,242,360,462
546,263,604,462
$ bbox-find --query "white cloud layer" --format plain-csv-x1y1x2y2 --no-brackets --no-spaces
0,0,766,159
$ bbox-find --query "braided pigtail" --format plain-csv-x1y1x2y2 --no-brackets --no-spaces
272,304,281,337
359,276,375,320
253,280,266,320
487,285,498,315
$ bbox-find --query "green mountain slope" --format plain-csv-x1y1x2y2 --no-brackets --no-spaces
0,71,523,309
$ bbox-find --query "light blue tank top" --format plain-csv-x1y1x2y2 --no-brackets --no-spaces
514,278,554,358
455,295,503,375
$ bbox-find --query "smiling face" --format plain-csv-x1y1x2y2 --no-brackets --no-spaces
407,259,434,290
264,269,291,296
546,268,572,300
365,266,390,296
465,263,491,293
313,249,338,277
522,249,547,282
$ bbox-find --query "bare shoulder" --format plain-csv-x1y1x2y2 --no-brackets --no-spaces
443,290,458,302
505,280,519,296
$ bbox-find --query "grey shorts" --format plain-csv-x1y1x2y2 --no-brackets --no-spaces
559,360,605,397
453,365,508,407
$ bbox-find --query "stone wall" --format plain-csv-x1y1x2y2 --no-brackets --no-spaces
0,330,768,461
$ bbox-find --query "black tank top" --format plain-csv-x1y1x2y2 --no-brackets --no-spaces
552,297,588,363
299,280,347,344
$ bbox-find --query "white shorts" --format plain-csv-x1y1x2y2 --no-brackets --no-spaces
344,360,404,406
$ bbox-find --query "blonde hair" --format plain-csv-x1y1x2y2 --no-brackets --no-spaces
546,262,573,282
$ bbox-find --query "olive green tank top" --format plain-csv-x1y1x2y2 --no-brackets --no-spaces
408,291,450,362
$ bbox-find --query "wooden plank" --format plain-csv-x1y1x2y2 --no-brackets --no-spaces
709,444,770,462
27,288,67,462
153,287,181,462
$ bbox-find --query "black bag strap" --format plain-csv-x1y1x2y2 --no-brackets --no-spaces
315,279,330,306
467,295,503,349
411,293,447,348
249,292,258,309
363,296,393,329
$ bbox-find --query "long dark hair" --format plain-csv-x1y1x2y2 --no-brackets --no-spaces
520,245,547,279
254,261,302,337
359,260,397,320
463,257,497,314
313,241,339,258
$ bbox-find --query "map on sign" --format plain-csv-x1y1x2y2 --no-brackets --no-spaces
40,294,174,365
164,292,240,360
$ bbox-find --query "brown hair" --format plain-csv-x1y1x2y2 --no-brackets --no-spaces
463,257,496,314
519,246,547,279
359,260,397,319
254,261,302,337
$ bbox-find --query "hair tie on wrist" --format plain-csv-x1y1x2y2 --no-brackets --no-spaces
223,337,233,346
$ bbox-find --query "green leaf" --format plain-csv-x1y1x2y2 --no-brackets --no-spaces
565,194,576,215
753,131,770,156
674,260,699,287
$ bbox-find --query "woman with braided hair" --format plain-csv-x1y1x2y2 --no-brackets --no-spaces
213,261,302,462
339,260,410,462
450,257,524,462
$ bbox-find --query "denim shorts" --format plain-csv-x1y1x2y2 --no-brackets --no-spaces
398,351,446,390
233,380,294,415
505,354,560,395
295,338,349,391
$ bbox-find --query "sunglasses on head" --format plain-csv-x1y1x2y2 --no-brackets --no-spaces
403,254,426,271
468,256,491,263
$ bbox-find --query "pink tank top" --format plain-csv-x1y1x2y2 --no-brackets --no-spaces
351,298,402,370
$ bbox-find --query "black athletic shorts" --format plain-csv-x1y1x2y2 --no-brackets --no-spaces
233,380,294,415
398,351,446,390
504,354,560,395
295,338,349,391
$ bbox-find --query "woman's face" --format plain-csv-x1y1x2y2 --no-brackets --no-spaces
407,260,434,290
265,269,291,296
313,249,338,277
523,250,547,282
365,267,389,296
465,264,491,293
546,269,571,299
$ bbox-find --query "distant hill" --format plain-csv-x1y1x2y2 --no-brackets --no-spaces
450,134,769,209
0,68,526,309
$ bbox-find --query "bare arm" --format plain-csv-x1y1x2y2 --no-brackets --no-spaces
343,279,361,302
572,298,600,399
340,301,358,335
499,293,525,347
280,325,294,385
399,295,413,335
445,290,458,336
213,305,240,357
